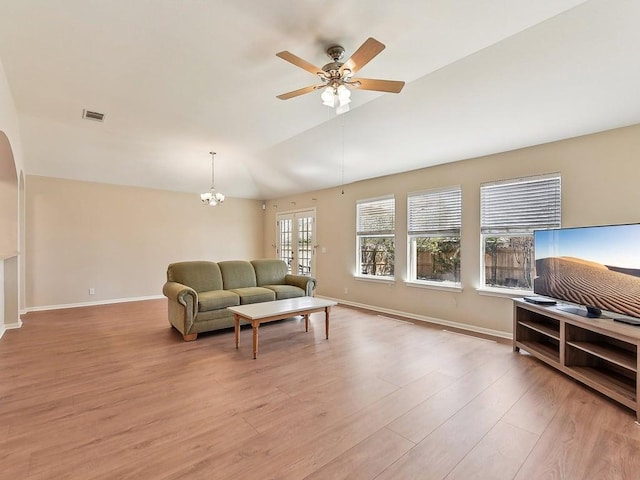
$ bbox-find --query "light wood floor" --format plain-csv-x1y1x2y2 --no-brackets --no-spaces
2,300,640,479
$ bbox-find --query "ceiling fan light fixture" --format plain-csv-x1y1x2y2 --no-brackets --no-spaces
338,96,351,108
337,85,351,107
336,103,350,115
337,85,350,100
276,38,405,112
321,86,336,107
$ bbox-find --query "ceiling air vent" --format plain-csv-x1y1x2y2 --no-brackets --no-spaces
82,109,105,122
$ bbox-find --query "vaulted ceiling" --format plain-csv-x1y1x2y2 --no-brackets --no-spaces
0,0,639,199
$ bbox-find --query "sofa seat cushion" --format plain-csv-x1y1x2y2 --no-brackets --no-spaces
198,290,240,312
229,287,276,304
263,285,305,300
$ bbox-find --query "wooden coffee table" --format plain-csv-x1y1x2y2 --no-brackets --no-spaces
228,297,337,359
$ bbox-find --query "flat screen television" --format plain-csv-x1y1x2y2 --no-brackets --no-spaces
533,223,640,320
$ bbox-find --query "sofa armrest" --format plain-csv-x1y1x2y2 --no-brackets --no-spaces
285,274,316,296
162,281,198,333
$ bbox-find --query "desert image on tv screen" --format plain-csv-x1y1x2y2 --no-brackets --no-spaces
534,224,640,319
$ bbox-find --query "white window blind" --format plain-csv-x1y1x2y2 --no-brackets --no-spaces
357,197,395,235
408,187,461,236
481,175,561,234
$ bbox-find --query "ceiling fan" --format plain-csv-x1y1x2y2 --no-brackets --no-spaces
276,37,405,114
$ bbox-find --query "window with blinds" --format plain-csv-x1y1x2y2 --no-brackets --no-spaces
407,187,462,285
481,175,561,234
480,174,561,290
356,196,395,278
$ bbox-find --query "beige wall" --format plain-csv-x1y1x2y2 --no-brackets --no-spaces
26,175,265,308
0,133,17,257
20,124,640,330
264,124,640,335
1,57,24,331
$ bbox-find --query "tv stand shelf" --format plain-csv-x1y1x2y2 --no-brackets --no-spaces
513,299,640,420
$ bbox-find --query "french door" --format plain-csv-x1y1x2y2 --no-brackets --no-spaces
276,209,316,276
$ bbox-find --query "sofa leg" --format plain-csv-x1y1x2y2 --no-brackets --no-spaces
183,333,198,342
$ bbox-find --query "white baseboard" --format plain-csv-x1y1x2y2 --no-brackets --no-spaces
317,295,511,340
20,294,511,340
25,295,165,313
5,319,23,329
0,318,24,337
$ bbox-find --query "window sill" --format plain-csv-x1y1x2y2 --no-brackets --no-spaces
405,281,462,293
476,286,532,299
354,275,395,285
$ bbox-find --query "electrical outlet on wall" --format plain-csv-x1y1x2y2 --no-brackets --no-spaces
89,288,95,295
344,287,348,294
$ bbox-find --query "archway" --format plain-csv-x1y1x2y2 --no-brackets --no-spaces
0,130,19,331
19,170,25,312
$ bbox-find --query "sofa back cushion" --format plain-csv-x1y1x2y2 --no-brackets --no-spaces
218,260,257,289
251,259,288,286
167,261,223,293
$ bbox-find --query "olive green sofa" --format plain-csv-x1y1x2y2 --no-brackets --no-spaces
162,259,316,341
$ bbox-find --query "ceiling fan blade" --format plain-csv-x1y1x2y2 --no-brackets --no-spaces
340,37,385,75
352,78,405,94
276,85,321,100
276,51,323,76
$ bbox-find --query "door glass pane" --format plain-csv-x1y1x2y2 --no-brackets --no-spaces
277,211,316,277
298,216,313,275
278,218,293,273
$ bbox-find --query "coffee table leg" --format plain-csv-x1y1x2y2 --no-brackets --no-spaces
305,314,309,332
325,306,330,339
234,314,240,348
252,321,259,359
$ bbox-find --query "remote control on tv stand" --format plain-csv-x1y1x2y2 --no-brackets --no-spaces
613,317,640,326
523,296,557,306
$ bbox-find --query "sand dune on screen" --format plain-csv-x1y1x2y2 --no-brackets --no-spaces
534,257,640,318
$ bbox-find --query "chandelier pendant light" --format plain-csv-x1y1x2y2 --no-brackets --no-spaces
200,151,225,206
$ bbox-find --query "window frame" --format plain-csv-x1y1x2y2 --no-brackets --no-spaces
406,186,462,289
479,173,561,292
356,195,396,280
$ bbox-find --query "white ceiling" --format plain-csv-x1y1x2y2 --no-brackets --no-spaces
1,0,639,200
